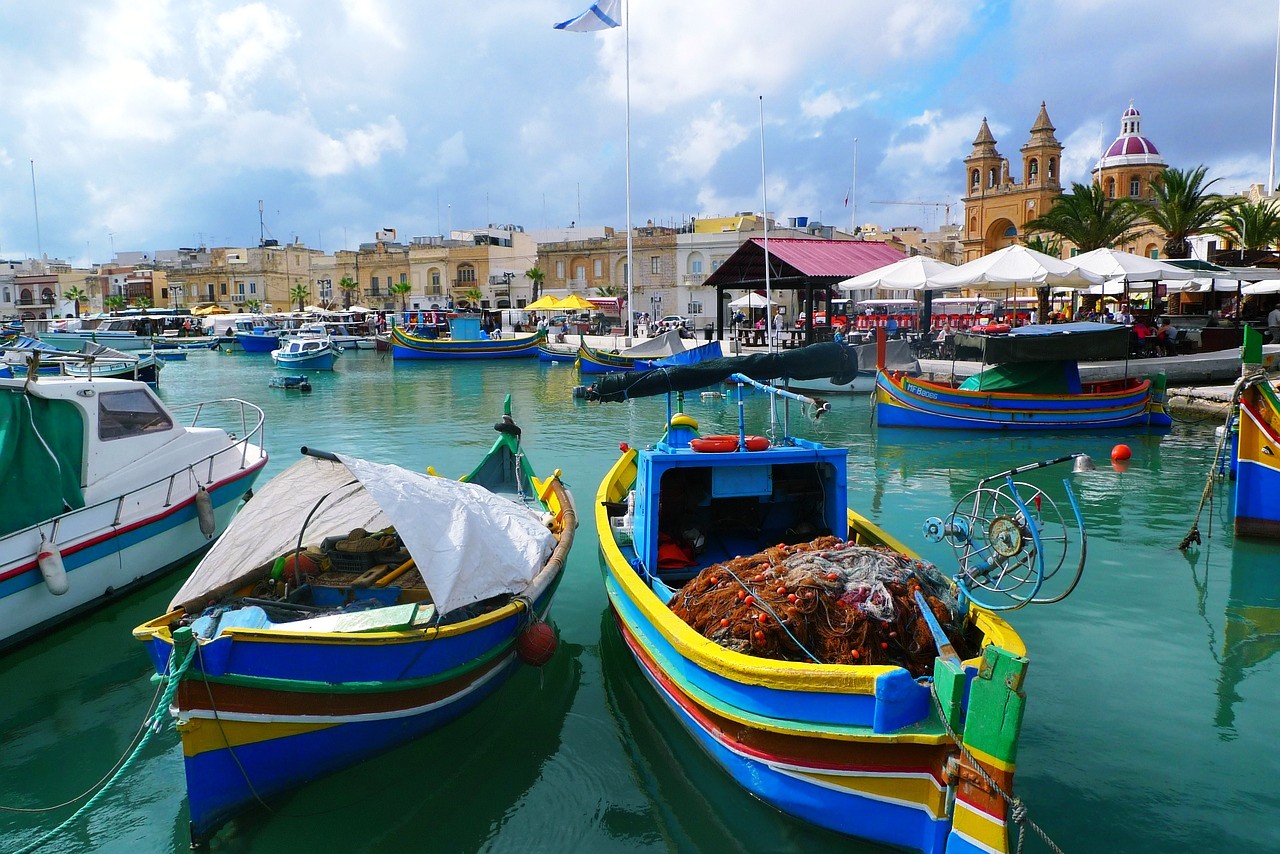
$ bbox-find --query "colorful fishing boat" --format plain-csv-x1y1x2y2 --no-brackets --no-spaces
391,315,543,360
270,333,339,370
233,323,283,353
538,341,578,363
133,396,576,846
1234,329,1280,538
585,346,1089,852
876,321,1171,430
1,374,266,651
577,342,656,374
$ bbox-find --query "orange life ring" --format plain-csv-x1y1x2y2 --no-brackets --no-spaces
973,323,1011,334
690,434,770,453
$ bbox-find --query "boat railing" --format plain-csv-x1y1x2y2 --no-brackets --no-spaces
19,398,267,545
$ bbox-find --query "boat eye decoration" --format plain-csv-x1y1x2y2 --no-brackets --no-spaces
922,453,1091,611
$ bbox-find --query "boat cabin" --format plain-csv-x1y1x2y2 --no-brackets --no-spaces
627,418,848,586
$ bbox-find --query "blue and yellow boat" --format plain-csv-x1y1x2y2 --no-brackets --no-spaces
876,321,1172,430
391,315,543,360
586,349,1085,852
1234,330,1280,538
577,341,655,374
133,397,576,845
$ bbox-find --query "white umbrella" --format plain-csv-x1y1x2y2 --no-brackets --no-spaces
1243,281,1280,295
728,292,776,309
927,244,1103,291
1068,247,1195,283
837,256,957,292
347,304,373,313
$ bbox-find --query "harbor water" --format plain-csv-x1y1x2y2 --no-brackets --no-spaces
2,347,1277,853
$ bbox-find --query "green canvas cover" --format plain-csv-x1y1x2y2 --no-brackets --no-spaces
0,389,86,537
958,361,1081,394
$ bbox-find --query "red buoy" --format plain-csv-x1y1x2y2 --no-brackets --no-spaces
282,551,319,585
516,620,558,666
1111,444,1132,461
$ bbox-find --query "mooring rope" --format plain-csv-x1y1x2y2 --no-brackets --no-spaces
14,634,197,854
927,681,1063,854
1178,373,1255,551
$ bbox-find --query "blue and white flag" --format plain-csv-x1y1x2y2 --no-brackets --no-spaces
554,0,621,32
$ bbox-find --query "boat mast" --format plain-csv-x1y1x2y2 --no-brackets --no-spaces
623,0,634,344
1271,0,1280,196
759,96,772,353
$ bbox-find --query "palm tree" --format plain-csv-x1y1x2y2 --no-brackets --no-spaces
1022,236,1063,322
63,286,88,316
104,295,126,313
390,280,412,313
244,298,262,314
338,276,358,308
525,266,545,302
1145,165,1228,259
1024,182,1144,252
458,287,483,310
133,295,153,310
1209,199,1280,252
290,283,310,313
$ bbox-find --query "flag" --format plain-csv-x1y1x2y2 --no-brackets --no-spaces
554,0,621,32
844,189,850,207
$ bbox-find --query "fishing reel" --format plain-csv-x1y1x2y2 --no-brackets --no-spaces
922,454,1090,611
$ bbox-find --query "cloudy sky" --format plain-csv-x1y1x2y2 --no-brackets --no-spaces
2,0,1278,265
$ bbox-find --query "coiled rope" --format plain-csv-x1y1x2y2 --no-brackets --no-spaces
13,631,197,854
927,681,1063,854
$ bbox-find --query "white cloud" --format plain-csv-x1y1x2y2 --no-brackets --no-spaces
200,3,301,99
198,110,407,177
340,0,405,51
664,102,749,181
800,89,878,122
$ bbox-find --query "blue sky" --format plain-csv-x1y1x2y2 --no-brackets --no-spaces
2,0,1278,265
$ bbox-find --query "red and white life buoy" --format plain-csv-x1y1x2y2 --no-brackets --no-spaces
689,434,770,453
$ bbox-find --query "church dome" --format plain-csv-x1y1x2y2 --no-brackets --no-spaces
1096,103,1164,169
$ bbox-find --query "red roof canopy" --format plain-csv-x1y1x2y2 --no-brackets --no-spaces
703,238,906,290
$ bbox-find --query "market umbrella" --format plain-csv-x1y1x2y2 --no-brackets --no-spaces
927,245,1103,291
191,304,229,315
837,256,957,292
1067,247,1195,283
347,304,372,313
525,295,564,311
728,292,776,309
557,293,596,311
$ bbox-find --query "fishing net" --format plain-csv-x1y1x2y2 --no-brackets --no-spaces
668,536,980,676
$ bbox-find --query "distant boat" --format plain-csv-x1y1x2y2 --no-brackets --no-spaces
61,344,164,386
875,322,1172,430
391,315,543,360
271,333,339,371
234,322,283,353
0,374,266,651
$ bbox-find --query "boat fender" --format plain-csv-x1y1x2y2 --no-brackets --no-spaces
516,620,558,666
37,534,69,596
195,486,216,539
689,434,770,453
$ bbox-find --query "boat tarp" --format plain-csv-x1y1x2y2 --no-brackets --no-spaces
169,455,556,617
656,341,723,367
0,388,85,537
586,342,857,402
954,321,1129,363
621,330,687,358
958,361,1083,394
853,338,916,373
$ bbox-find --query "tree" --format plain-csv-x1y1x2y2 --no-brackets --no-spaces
390,280,412,313
104,295,126,313
458,287,484,310
63,286,88,316
290,283,310,313
1022,235,1063,322
525,266,545,301
133,295,153,309
244,298,262,314
1024,182,1144,252
1209,199,1280,252
1145,165,1228,259
338,276,358,308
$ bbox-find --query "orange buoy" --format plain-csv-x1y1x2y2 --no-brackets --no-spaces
281,551,320,585
516,620,558,666
689,434,770,453
1111,444,1132,461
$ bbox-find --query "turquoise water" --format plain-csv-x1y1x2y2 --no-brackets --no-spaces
1,348,1277,853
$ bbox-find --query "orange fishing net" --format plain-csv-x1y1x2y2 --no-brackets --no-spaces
668,536,979,676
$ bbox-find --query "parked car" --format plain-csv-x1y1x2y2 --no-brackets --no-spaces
655,315,691,331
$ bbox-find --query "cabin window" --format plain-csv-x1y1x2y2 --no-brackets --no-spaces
97,390,173,441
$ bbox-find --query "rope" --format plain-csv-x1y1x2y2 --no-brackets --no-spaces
927,681,1063,854
1178,373,1254,551
13,638,197,854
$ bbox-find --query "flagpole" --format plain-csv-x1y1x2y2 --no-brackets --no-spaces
623,0,634,343
760,95,773,354
1270,0,1280,196
852,137,858,237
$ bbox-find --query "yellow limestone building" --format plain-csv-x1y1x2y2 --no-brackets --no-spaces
960,102,1064,261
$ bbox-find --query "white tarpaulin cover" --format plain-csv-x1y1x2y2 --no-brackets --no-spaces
728,292,776,309
169,455,555,617
621,329,687,357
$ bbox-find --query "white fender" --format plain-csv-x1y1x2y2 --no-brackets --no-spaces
37,535,69,596
195,486,215,539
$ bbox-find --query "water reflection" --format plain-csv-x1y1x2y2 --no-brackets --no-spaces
1214,541,1280,738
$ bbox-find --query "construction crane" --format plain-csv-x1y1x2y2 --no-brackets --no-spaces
871,200,955,227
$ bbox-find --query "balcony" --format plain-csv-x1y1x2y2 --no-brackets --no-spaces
231,294,247,304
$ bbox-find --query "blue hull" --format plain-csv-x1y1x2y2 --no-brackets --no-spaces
272,351,336,370
235,332,280,352
390,327,542,360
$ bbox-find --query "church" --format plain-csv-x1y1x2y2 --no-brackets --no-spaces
960,102,1167,261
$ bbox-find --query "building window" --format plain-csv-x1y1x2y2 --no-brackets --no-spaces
1070,247,1080,257
400,273,407,284
1003,225,1017,238
711,260,722,271
160,288,168,299
593,259,602,276
1105,178,1115,199
574,265,586,282
458,265,476,283
1048,158,1056,180
1207,240,1218,253
2,288,8,302
372,276,379,290
1130,178,1141,197
431,271,441,288
971,169,980,188
249,282,257,294
1149,249,1159,259
687,300,702,315
220,283,227,295
1028,159,1039,181
556,260,565,278
988,167,998,188
650,256,660,274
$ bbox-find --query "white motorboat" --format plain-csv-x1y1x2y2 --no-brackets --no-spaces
0,374,267,651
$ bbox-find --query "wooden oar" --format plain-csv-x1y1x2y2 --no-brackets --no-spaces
913,589,960,665
375,557,416,588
